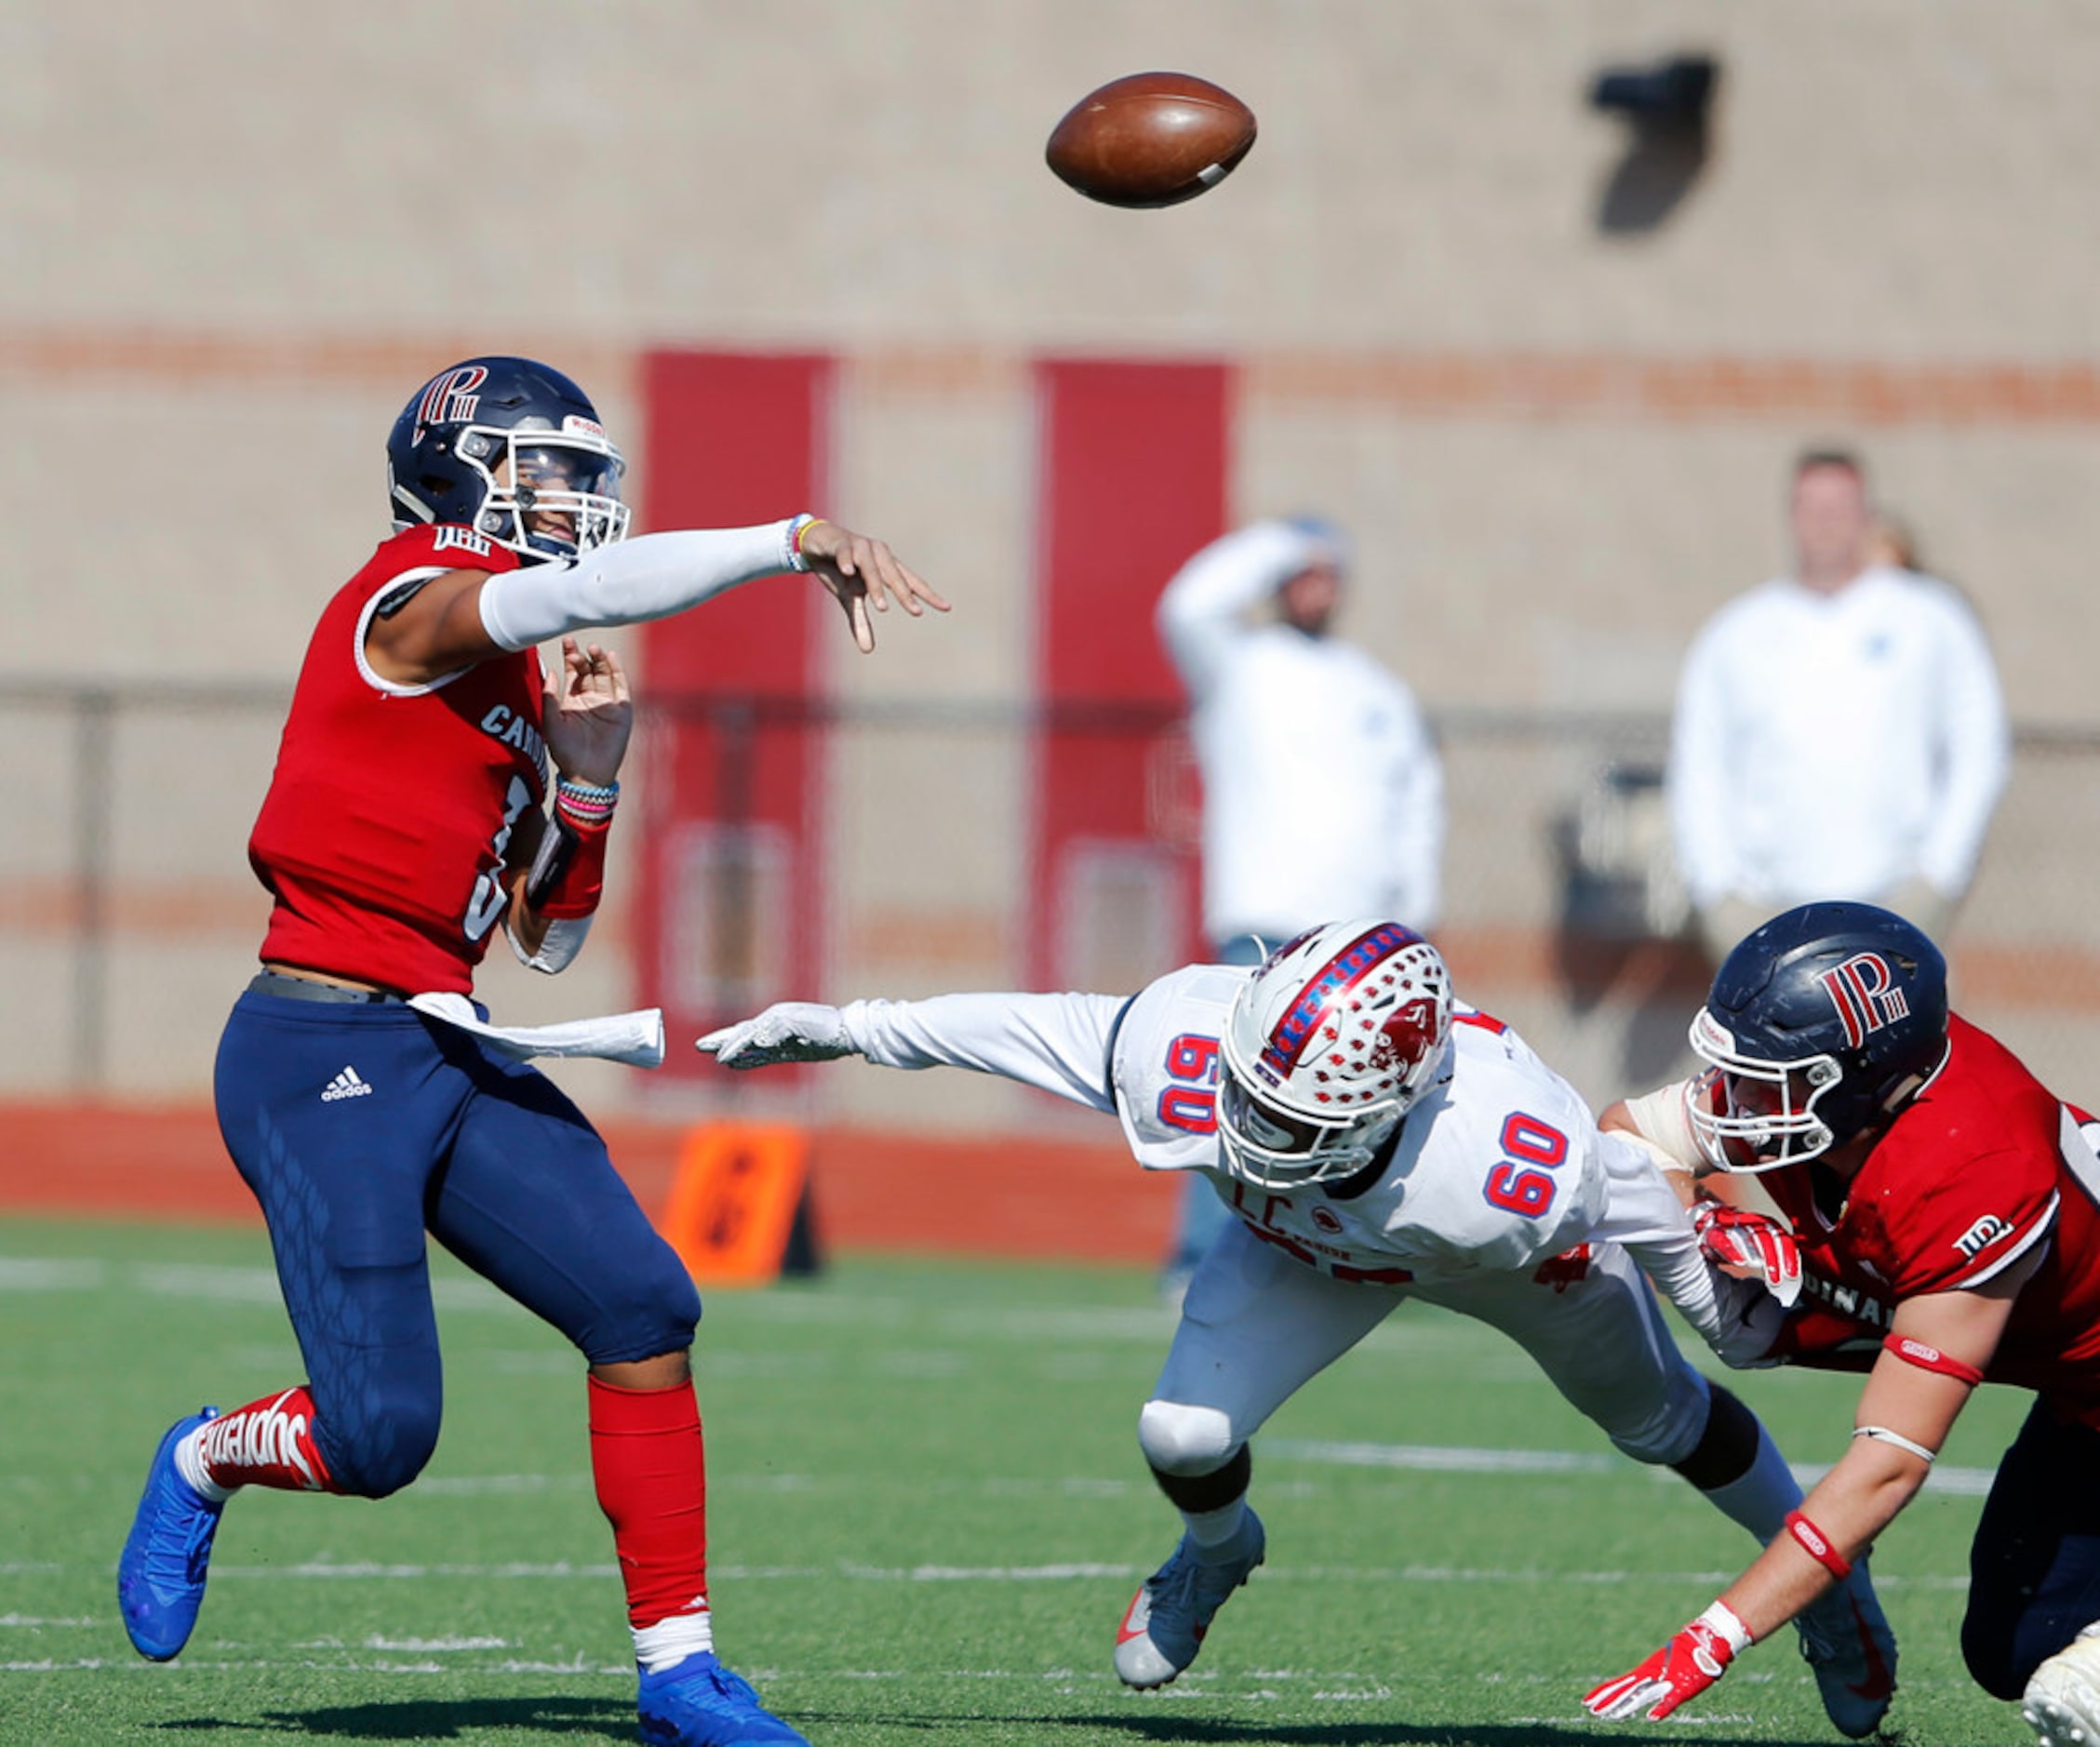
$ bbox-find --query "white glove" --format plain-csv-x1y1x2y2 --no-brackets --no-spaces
697,1002,855,1069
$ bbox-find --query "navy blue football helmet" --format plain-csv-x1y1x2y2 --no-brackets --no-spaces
1688,901,1950,1172
386,357,629,563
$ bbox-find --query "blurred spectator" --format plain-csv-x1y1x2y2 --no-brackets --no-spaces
1667,450,2010,963
1155,517,1444,1288
1865,510,1920,572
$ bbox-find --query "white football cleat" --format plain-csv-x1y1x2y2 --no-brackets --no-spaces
1113,1510,1264,1689
1793,1560,1897,1739
2026,1634,2100,1747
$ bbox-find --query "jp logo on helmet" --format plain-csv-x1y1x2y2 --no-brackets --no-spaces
1817,953,1911,1047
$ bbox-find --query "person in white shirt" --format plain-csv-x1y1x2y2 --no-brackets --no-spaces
698,920,1894,1736
1667,451,2010,964
1156,519,1445,1280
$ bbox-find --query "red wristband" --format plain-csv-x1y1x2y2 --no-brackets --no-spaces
537,814,609,919
1784,1510,1853,1580
1883,1333,1986,1386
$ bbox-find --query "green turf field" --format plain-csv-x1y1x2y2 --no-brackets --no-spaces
0,1215,2031,1744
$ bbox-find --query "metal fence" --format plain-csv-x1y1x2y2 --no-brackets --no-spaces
7,680,2100,1116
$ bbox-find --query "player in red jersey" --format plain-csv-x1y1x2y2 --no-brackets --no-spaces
1582,901,2100,1746
116,356,948,1747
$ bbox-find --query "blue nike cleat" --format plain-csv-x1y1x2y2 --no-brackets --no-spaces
117,1408,224,1661
637,1652,809,1745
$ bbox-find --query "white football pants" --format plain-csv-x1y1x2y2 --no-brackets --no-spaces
1143,1218,1710,1474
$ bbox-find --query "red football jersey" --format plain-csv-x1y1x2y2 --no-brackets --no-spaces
249,526,545,994
1765,1015,2100,1420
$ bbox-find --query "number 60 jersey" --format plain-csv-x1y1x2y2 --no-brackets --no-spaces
839,963,1719,1314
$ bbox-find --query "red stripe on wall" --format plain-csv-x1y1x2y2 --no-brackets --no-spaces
635,351,833,1073
1027,360,1231,991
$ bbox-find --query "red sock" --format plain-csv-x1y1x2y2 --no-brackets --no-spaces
589,1374,709,1631
194,1386,338,1493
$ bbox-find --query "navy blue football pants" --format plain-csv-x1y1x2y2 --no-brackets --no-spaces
214,986,701,1499
1963,1398,2100,1697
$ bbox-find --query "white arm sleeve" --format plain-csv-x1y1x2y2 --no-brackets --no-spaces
1589,1131,1725,1348
477,521,805,653
840,992,1128,1113
1155,521,1325,698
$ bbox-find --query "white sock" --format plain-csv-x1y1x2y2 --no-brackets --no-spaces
173,1424,234,1504
1698,1423,1800,1542
635,1608,715,1674
1183,1498,1250,1554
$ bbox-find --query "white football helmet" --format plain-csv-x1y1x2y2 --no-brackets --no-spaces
1217,920,1453,1190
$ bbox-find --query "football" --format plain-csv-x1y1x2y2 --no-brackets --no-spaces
1045,72,1257,208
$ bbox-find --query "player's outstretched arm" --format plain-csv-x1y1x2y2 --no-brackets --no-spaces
702,991,1128,1113
1586,1275,2016,1725
370,517,949,684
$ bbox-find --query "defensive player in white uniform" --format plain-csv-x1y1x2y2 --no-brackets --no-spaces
701,920,1894,1736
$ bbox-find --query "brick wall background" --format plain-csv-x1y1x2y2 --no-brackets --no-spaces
10,1,2100,1131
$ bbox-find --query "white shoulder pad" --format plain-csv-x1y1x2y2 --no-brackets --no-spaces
1111,963,1250,1174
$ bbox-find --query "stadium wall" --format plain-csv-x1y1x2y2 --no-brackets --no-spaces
10,3,2100,1186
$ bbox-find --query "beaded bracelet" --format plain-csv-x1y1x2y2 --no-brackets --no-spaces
555,775,619,829
785,513,820,572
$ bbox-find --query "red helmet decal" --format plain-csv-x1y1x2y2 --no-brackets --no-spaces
413,365,489,444
1816,952,1910,1048
1368,998,1439,1074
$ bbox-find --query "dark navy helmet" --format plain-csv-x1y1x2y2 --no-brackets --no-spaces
385,357,629,563
1687,901,1949,1172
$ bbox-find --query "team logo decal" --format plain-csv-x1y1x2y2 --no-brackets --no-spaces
412,365,488,445
1954,1213,2014,1259
1311,1206,1344,1235
1816,952,1910,1048
1368,998,1438,1074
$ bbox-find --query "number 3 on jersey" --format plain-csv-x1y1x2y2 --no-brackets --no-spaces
462,774,534,942
1159,1034,1221,1134
1483,1112,1568,1219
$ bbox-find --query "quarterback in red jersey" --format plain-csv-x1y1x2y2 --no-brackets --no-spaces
1583,901,2100,1747
116,356,947,1747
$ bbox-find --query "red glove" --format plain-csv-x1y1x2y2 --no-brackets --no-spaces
1585,1610,1746,1722
1692,1198,1803,1307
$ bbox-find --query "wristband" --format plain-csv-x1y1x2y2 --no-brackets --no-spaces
1695,1600,1754,1654
555,775,619,829
524,807,611,920
786,513,821,572
1883,1333,1986,1386
1784,1510,1853,1580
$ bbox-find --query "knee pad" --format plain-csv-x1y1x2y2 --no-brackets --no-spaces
1138,1398,1238,1476
314,1382,443,1500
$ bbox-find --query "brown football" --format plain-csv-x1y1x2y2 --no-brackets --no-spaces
1045,72,1257,209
